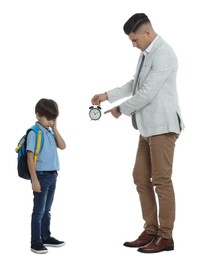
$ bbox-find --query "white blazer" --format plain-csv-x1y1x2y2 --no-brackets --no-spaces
107,36,185,137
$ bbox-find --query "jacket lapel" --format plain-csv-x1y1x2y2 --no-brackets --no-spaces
132,36,164,94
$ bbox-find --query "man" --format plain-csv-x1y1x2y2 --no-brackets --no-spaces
91,13,184,253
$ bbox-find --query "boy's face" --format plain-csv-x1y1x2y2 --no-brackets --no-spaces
36,113,56,129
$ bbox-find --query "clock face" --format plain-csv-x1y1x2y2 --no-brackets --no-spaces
89,107,101,120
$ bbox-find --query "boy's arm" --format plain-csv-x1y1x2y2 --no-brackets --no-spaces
51,121,66,150
27,151,41,192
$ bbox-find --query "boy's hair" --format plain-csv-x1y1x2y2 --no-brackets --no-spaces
123,13,150,35
35,98,59,120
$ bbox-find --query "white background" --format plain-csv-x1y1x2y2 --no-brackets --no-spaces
0,0,196,259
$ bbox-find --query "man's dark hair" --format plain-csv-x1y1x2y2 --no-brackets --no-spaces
123,13,150,35
35,98,59,120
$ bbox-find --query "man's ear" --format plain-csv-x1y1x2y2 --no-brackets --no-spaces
145,27,151,37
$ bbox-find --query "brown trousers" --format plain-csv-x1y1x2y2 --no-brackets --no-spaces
133,133,179,239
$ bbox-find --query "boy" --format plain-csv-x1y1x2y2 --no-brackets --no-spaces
26,98,66,254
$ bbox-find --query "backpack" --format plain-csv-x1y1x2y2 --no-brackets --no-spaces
15,124,44,180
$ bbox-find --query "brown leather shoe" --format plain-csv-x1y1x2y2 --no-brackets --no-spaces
123,231,156,247
138,236,174,253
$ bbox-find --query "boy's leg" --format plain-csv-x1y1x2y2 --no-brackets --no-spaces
31,172,55,244
41,172,57,240
31,189,48,244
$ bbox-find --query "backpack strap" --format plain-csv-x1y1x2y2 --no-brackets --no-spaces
15,137,25,153
33,130,42,165
28,124,44,165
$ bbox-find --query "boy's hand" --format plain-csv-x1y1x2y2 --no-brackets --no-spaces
51,119,57,131
32,179,41,192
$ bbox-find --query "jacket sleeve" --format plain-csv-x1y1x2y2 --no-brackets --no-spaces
106,79,134,103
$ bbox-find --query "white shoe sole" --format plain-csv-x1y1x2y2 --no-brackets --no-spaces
44,242,65,247
31,248,48,254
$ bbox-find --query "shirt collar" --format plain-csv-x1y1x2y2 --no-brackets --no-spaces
143,35,159,56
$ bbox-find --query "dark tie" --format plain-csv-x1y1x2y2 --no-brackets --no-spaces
135,53,145,91
132,54,145,129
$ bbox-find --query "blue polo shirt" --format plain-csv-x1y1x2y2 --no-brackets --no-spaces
26,123,60,171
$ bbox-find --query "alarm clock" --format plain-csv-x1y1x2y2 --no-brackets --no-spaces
89,105,102,120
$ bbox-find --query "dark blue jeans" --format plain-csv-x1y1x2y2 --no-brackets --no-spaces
31,171,58,244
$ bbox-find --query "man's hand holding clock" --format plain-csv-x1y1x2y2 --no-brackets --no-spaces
91,92,108,106
91,92,122,119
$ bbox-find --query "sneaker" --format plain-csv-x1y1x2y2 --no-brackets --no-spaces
31,242,48,254
43,237,65,247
